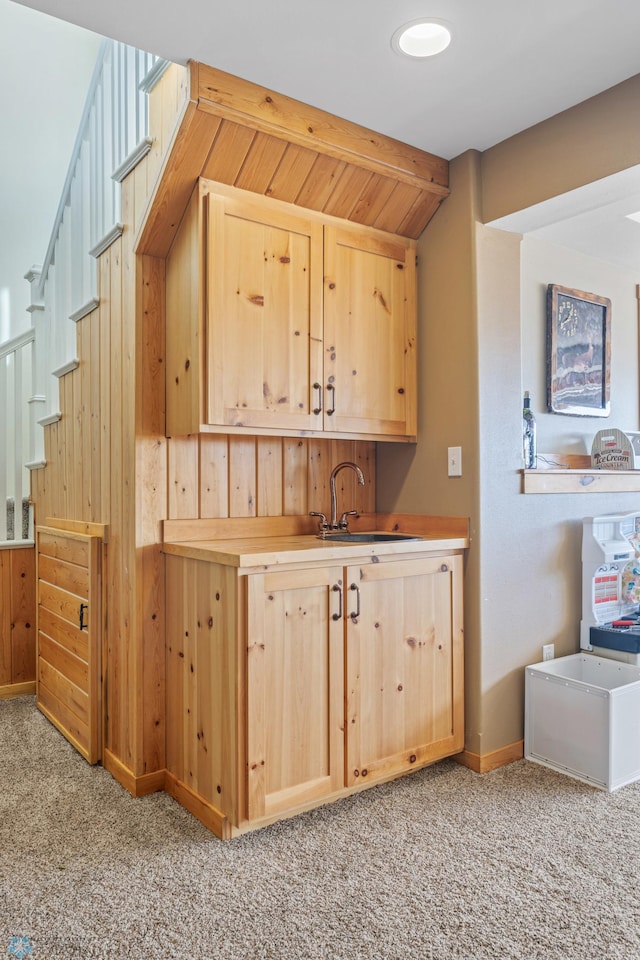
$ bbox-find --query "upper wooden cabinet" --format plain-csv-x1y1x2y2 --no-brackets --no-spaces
206,189,324,433
166,180,417,442
323,225,416,438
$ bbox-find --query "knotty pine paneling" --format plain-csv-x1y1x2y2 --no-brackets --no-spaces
166,435,376,522
0,547,36,688
28,59,380,787
30,62,188,782
0,552,11,686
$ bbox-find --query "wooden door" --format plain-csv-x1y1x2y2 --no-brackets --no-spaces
206,189,324,431
0,546,36,695
36,526,102,763
246,565,344,821
345,555,463,787
323,224,417,438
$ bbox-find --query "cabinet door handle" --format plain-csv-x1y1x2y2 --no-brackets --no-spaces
326,383,336,416
349,583,360,621
313,382,323,416
79,603,88,631
331,583,342,621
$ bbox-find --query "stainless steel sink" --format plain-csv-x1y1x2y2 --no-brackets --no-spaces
318,532,421,543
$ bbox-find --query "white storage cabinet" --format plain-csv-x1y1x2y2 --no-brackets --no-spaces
525,654,640,792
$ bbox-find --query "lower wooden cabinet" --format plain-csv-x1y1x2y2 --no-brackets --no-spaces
345,555,463,788
246,566,345,820
164,549,464,838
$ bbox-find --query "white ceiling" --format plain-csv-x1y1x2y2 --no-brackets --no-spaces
5,0,640,283
10,0,640,160
490,165,640,273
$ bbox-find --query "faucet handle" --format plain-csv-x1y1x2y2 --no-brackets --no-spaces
338,510,358,530
310,511,330,535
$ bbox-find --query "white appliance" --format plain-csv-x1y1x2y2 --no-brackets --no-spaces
581,511,640,664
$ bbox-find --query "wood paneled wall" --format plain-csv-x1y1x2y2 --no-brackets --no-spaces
30,63,188,778
167,436,375,521
28,61,378,784
0,547,35,696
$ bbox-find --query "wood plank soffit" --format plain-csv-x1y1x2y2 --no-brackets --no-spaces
137,60,450,258
136,100,219,258
195,63,449,191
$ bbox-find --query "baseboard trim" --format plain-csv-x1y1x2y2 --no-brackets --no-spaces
102,749,166,797
164,771,232,840
0,681,36,700
454,740,524,774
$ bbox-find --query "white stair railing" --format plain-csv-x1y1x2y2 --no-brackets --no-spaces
0,39,170,540
19,40,170,470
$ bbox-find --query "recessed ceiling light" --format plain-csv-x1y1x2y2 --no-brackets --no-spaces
391,19,453,59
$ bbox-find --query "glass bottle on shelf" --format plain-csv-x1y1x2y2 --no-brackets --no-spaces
523,391,537,469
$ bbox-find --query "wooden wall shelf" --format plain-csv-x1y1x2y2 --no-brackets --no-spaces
523,469,640,494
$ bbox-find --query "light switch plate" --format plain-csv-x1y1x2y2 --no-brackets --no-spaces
448,446,462,477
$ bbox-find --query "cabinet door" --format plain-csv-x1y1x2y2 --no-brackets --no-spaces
323,225,417,438
247,566,344,821
206,191,324,431
36,526,102,764
345,555,463,787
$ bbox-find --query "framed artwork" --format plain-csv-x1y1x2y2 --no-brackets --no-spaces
546,284,611,417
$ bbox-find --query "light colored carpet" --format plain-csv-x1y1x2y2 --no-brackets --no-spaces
1,696,639,960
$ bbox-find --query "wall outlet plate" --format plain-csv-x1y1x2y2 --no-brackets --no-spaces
542,643,555,661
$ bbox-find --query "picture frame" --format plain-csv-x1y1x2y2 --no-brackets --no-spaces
546,284,611,417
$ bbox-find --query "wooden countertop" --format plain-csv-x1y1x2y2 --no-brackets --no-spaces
163,532,468,568
162,514,469,570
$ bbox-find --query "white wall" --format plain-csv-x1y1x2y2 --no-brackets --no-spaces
521,234,639,454
475,228,640,752
0,0,101,339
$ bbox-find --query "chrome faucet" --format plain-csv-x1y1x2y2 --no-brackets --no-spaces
310,461,366,536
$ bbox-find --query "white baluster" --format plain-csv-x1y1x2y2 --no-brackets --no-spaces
0,355,8,541
24,266,46,470
13,347,23,530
